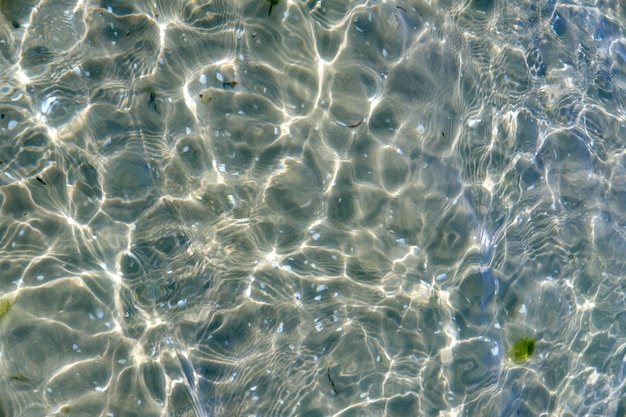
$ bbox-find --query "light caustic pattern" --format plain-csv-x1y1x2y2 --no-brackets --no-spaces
1,0,626,416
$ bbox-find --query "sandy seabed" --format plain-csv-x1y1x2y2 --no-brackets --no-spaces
1,1,626,416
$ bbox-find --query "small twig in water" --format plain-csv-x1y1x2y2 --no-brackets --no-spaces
327,367,337,396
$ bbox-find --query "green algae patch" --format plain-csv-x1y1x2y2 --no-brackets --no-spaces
0,297,13,320
508,336,536,363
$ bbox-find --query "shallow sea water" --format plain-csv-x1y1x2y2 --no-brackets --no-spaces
1,0,626,416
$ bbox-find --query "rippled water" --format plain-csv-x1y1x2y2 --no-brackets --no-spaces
1,0,626,416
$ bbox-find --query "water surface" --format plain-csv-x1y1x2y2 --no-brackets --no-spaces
1,0,626,416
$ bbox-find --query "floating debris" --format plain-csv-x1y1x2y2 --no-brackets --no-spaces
0,297,13,320
222,80,237,90
149,90,160,113
266,0,279,16
508,336,536,363
198,90,212,103
9,374,30,382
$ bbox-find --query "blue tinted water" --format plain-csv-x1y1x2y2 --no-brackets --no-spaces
0,1,626,416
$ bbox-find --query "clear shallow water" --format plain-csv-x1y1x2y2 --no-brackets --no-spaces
0,0,626,416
